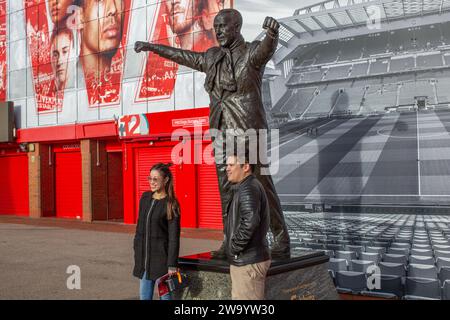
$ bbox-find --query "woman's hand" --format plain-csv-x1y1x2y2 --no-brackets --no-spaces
168,267,179,276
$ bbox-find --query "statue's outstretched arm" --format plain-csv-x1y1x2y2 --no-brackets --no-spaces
250,16,280,68
135,41,206,73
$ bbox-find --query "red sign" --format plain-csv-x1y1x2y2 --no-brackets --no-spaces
172,116,209,128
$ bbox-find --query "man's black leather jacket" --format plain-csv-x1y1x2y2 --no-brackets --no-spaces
224,174,271,266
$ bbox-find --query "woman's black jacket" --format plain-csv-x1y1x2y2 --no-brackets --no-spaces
133,191,180,280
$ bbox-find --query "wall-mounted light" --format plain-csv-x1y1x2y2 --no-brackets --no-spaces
28,143,35,152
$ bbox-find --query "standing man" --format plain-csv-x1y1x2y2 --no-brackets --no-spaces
225,152,271,300
135,9,290,259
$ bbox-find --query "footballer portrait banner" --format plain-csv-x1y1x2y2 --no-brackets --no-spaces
19,0,231,117
0,0,6,101
136,0,231,102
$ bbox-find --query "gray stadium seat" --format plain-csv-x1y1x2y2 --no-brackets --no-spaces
439,267,450,283
443,280,450,300
391,242,411,249
365,246,386,255
412,244,432,250
388,247,410,255
409,255,435,265
350,260,376,273
307,243,326,250
361,275,404,299
324,250,334,258
432,240,450,246
408,264,438,279
335,250,357,261
383,253,408,264
345,245,364,257
372,241,390,248
412,239,431,246
404,277,441,300
328,258,348,273
326,244,344,251
435,250,450,259
353,240,372,246
379,261,406,277
433,245,450,251
335,271,367,294
436,257,450,271
360,252,381,263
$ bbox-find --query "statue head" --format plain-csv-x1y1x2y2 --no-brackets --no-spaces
213,9,242,48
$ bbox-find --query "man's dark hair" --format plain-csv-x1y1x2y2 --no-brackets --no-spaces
231,147,256,174
216,8,243,31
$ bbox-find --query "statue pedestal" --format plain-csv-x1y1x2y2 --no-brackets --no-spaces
173,250,339,300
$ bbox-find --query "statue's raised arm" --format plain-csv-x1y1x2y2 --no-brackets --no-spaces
134,40,206,73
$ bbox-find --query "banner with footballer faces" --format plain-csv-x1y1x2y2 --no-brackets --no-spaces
0,0,6,101
20,0,231,120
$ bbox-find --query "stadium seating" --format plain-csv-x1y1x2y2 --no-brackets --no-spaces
283,212,450,299
349,62,369,77
404,277,441,300
361,275,403,299
278,87,317,115
335,271,367,294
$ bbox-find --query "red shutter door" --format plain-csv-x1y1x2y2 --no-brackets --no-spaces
55,152,82,219
197,145,222,230
135,146,177,219
0,154,29,216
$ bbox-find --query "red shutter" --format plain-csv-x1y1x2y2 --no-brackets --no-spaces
135,147,177,217
197,145,223,230
55,152,82,219
0,154,29,216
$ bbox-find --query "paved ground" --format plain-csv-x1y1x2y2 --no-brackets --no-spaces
0,216,222,300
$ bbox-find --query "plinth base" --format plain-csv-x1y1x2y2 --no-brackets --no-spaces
174,250,339,300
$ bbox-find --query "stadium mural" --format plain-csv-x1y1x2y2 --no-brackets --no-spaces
5,0,450,210
7,0,231,125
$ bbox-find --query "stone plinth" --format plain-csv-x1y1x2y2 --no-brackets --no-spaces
173,250,339,300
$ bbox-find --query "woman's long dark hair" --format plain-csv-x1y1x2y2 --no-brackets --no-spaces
150,162,180,220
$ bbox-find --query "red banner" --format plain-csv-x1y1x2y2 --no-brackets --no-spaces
78,0,132,107
25,0,63,113
135,0,230,103
0,0,6,101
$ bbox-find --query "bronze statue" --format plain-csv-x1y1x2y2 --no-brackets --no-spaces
135,9,290,259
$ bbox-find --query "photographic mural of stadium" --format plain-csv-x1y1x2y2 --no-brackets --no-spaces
3,0,450,300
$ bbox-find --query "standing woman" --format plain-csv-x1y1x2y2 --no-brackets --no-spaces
133,163,181,300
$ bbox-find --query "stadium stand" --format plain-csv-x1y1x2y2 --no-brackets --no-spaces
303,84,342,117
416,53,444,68
389,56,415,72
323,65,351,81
349,62,369,77
362,33,389,58
361,83,398,113
265,0,450,123
331,86,366,115
280,212,450,299
278,87,317,115
398,81,436,106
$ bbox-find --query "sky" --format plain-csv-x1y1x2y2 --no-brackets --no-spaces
234,0,322,40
